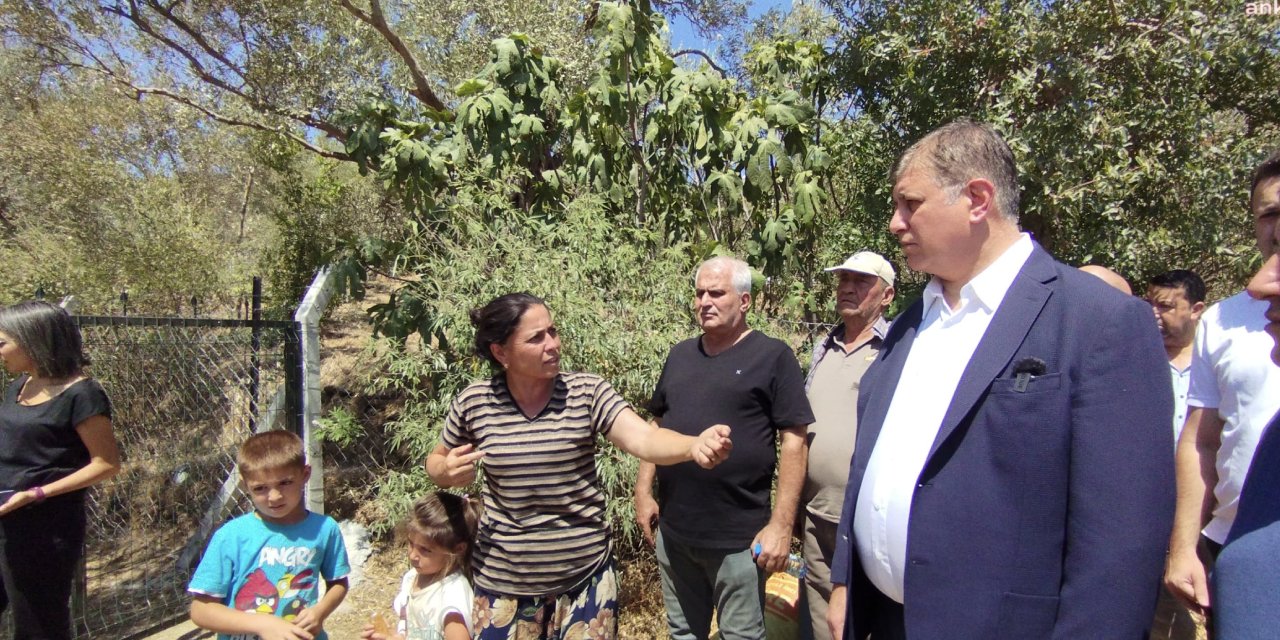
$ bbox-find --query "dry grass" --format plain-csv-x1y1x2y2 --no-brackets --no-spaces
319,275,397,392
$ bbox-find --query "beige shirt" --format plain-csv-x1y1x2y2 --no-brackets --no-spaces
803,319,887,524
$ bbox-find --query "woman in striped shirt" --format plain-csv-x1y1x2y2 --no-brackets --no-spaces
426,292,732,640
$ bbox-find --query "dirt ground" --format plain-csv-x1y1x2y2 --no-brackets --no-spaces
324,543,671,639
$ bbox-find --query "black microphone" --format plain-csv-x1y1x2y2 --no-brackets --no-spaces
1011,357,1047,392
1012,357,1047,376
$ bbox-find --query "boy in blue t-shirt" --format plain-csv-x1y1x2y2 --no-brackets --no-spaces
188,430,350,640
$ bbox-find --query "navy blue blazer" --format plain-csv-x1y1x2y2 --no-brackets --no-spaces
1212,411,1280,638
831,245,1175,639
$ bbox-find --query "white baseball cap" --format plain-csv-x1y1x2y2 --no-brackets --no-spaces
824,251,895,286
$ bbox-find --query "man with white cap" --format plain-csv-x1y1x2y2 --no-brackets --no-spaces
800,251,895,640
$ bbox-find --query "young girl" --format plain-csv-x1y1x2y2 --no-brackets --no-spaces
363,491,480,640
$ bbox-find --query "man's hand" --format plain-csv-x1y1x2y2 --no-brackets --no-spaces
252,615,314,640
429,443,485,487
827,585,847,640
751,520,791,573
690,425,733,469
635,493,660,547
1164,546,1211,610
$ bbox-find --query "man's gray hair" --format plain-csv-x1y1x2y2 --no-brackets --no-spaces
696,256,753,295
891,119,1021,223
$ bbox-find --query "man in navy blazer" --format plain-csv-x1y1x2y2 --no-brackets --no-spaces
827,120,1175,639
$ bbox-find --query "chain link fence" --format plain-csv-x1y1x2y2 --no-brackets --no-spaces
312,314,838,533
0,316,301,640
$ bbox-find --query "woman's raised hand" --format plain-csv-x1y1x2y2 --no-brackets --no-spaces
435,443,486,486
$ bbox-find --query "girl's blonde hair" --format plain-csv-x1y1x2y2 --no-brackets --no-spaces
402,491,482,577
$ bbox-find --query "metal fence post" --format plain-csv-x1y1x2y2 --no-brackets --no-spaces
283,326,303,437
249,277,262,433
295,267,335,516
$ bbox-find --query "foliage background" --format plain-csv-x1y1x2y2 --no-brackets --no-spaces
2,0,1279,551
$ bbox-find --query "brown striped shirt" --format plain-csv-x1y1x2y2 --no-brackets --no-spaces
442,372,629,596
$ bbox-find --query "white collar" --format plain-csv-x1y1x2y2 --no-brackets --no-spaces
922,233,1035,316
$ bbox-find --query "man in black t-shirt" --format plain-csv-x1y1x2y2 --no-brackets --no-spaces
635,256,814,640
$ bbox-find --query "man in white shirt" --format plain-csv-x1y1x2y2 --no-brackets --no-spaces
1145,269,1206,639
1147,270,1207,444
827,120,1174,640
1164,152,1280,620
1211,147,1280,640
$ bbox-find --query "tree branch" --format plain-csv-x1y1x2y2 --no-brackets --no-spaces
100,1,348,142
21,3,350,161
144,0,250,87
86,59,349,160
370,266,420,284
238,166,255,243
128,84,351,160
1124,19,1189,46
673,49,727,77
102,2,241,97
338,0,447,112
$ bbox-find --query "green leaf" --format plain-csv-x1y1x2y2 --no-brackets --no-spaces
747,150,774,192
512,113,545,137
455,78,491,97
491,38,520,76
793,179,826,224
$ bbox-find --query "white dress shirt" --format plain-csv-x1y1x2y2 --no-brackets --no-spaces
853,234,1034,603
1169,361,1190,446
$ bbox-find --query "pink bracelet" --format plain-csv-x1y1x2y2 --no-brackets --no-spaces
31,486,45,502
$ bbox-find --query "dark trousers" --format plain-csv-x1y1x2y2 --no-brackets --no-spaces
866,590,906,640
0,497,86,640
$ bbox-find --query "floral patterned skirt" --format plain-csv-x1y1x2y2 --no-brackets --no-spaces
472,556,618,640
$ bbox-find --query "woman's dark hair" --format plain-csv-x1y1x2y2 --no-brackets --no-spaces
470,292,545,370
0,301,90,378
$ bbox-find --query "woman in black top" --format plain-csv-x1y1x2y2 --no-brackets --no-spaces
0,301,120,639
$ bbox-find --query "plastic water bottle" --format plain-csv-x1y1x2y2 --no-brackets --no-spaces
751,543,807,578
784,553,807,579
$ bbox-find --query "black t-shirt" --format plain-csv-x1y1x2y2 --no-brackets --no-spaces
649,330,814,548
0,376,112,501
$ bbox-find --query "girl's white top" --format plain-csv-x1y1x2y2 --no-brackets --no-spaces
392,569,474,640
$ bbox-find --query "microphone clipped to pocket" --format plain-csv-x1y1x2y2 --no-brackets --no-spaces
1012,357,1047,392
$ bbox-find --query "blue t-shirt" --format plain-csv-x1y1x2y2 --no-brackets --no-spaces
188,511,351,640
